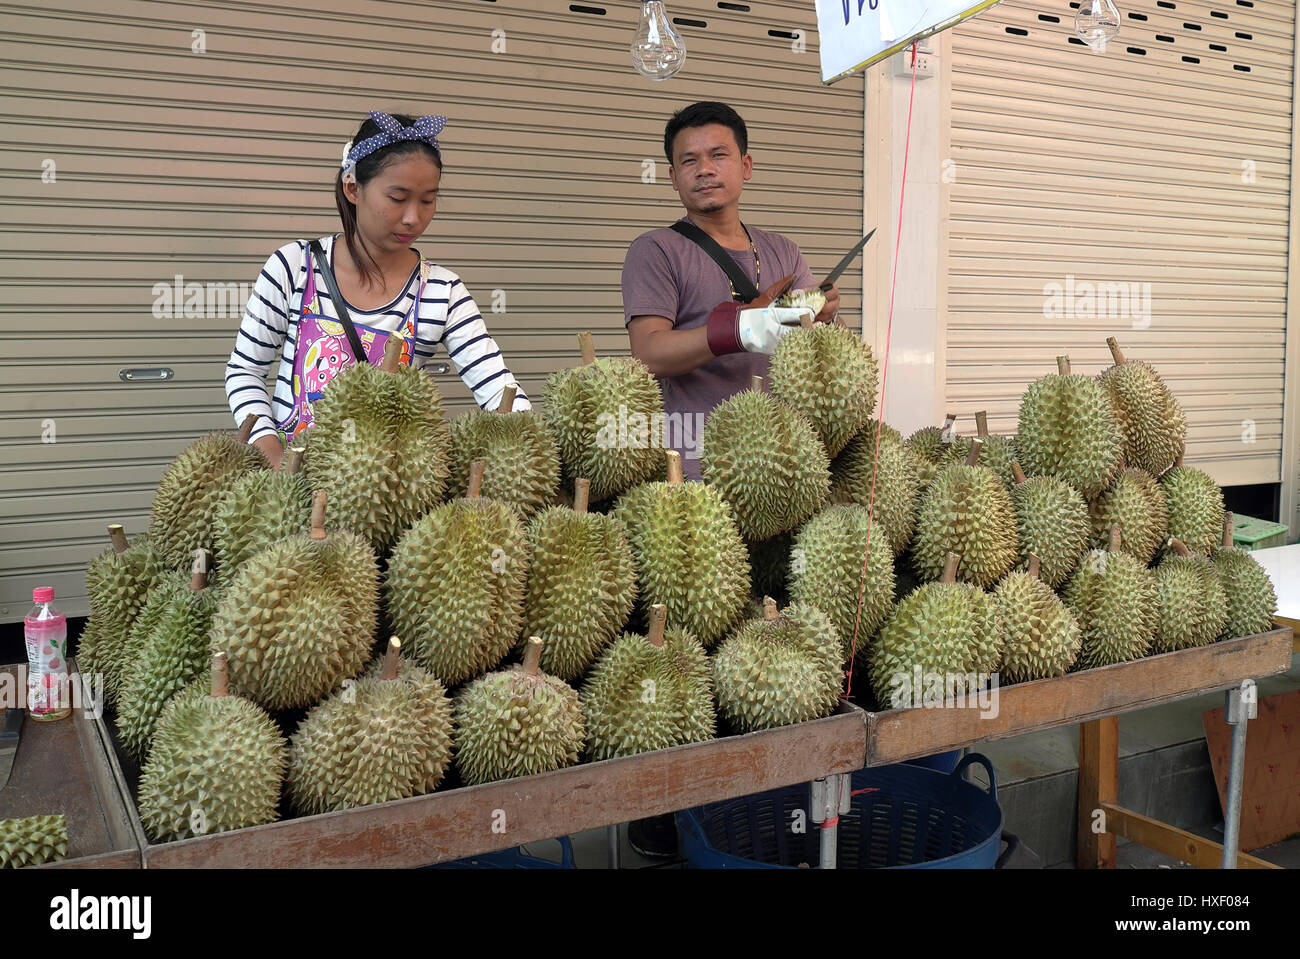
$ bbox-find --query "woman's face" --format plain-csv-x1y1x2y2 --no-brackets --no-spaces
346,152,441,254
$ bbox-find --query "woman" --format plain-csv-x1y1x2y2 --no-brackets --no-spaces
225,110,529,469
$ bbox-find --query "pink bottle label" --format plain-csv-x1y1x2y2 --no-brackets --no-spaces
25,613,69,716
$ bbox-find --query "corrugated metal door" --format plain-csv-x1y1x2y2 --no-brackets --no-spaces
0,0,863,620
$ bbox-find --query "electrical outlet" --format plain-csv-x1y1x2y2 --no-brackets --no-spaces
893,48,936,79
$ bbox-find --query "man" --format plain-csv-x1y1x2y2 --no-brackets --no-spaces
622,100,840,480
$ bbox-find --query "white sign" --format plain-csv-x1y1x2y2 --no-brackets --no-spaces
816,0,1007,84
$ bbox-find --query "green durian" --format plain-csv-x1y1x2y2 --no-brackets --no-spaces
1160,461,1225,558
101,568,191,708
1097,337,1187,477
288,639,454,814
1063,526,1158,670
993,555,1081,683
212,446,311,573
712,598,843,733
1087,466,1167,564
700,377,830,541
828,419,920,556
581,605,714,761
0,815,68,868
1211,514,1280,639
1009,462,1090,590
906,415,971,489
454,638,585,785
775,287,828,314
769,323,879,458
973,411,1019,491
1152,539,1228,653
1017,356,1122,498
448,382,560,519
522,478,637,680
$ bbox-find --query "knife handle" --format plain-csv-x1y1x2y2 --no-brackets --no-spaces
1,707,24,743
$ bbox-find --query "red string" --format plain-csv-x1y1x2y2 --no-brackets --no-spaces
819,815,841,830
844,42,917,699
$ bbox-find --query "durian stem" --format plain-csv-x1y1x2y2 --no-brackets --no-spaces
762,596,779,621
578,331,596,365
751,375,764,392
1027,553,1041,580
523,637,543,676
975,411,989,437
1169,538,1193,558
648,604,667,648
1011,461,1027,485
211,652,229,699
941,412,956,434
666,451,684,485
286,447,304,475
799,312,814,330
966,437,983,467
574,479,591,514
1106,336,1126,366
380,334,404,372
1056,355,1071,376
381,637,401,680
107,524,128,555
1223,513,1235,550
497,383,517,413
941,553,961,584
310,491,328,541
1175,443,1185,468
190,551,210,591
467,460,485,499
237,414,257,445
1109,524,1122,553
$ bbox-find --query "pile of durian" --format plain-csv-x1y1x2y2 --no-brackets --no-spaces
77,330,1279,842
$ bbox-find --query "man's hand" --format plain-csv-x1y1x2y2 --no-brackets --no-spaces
706,274,815,356
815,282,842,325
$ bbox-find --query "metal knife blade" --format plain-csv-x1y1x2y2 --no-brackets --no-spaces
819,228,877,291
0,707,24,791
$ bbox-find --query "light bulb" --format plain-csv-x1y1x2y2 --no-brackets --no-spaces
1075,0,1120,49
631,1,686,81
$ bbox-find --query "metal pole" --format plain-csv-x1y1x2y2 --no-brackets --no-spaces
811,774,852,869
608,824,621,869
1222,679,1257,869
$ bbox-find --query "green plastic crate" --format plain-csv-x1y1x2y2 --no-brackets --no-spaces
1231,514,1289,551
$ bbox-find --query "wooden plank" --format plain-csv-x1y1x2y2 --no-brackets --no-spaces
1101,803,1281,870
73,659,147,863
863,628,1294,765
1078,718,1118,870
141,703,866,868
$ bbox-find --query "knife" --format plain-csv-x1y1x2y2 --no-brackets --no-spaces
0,707,23,791
819,228,877,291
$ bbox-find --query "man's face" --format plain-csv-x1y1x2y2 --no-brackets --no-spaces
668,123,752,216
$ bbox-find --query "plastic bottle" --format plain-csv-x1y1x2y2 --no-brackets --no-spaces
24,586,70,721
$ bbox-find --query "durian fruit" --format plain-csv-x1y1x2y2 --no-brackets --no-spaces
522,477,637,680
137,653,287,843
712,597,843,733
1088,467,1168,564
0,815,68,868
303,336,452,552
1097,336,1187,477
454,637,585,786
768,321,879,458
150,415,268,569
747,530,795,605
869,553,1004,708
1212,514,1279,640
700,375,830,541
911,439,1019,588
1063,525,1159,670
992,554,1082,683
387,460,529,686
1159,454,1225,557
116,561,221,762
973,410,1019,491
1017,355,1122,498
542,332,664,503
827,419,920,556
788,503,895,663
210,492,379,711
1151,539,1228,653
906,413,971,488
100,567,191,709
581,605,715,761
614,452,750,649
288,637,454,814
447,382,560,519
1009,462,1090,590
775,287,827,314
213,446,312,573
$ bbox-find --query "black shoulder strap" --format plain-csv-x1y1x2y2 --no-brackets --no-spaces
669,220,760,302
309,239,368,363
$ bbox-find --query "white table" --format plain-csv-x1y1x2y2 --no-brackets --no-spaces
1248,543,1300,637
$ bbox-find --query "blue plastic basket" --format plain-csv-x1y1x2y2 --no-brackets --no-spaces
676,754,1002,869
433,836,575,869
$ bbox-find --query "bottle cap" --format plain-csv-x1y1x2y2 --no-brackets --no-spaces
33,586,54,603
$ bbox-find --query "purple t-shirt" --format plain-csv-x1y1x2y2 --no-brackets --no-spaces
621,219,814,479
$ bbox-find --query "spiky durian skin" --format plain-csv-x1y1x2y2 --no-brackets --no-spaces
99,570,189,708
912,463,1018,588
137,685,287,843
775,288,828,314
150,433,268,569
522,506,637,680
209,531,379,711
1159,466,1225,557
1088,469,1168,564
304,361,451,552
79,534,173,695
213,470,312,573
905,428,972,490
1017,372,1122,498
288,657,453,815
1152,555,1228,653
581,629,715,761
979,434,1020,491
387,498,529,687
447,410,560,519
614,481,750,649
788,505,895,663
828,421,920,556
1211,547,1278,639
992,573,1081,683
1010,476,1090,590
769,324,879,458
868,581,1004,707
116,580,221,762
701,389,830,541
1063,549,1158,669
454,665,585,785
712,602,843,733
1098,359,1187,477
542,356,664,503
0,815,68,868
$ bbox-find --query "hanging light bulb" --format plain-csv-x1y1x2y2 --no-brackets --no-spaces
631,1,686,80
1075,0,1121,49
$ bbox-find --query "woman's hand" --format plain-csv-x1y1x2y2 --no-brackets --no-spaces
253,433,285,471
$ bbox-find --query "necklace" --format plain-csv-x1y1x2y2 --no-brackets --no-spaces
729,224,760,302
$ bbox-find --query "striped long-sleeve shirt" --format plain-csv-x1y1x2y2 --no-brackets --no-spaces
226,234,529,442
